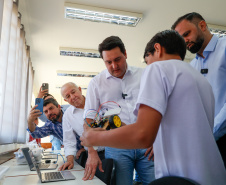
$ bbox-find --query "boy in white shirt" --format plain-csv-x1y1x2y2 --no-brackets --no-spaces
81,30,226,185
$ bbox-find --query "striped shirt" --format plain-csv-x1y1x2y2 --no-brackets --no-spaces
27,113,82,151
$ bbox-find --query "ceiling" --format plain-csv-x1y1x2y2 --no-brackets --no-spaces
18,0,226,105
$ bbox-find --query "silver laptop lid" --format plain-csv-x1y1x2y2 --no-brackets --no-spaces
29,150,42,180
21,147,34,170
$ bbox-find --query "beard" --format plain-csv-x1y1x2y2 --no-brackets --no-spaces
48,111,61,122
186,37,204,54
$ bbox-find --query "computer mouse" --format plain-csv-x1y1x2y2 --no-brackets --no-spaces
45,160,51,163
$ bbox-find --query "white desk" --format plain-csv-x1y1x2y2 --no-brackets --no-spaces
1,157,105,185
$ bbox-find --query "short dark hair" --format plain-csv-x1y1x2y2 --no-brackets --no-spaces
43,98,59,107
171,12,205,30
43,93,54,100
98,36,126,58
144,30,186,60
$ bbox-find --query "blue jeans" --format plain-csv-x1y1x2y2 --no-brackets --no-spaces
105,147,155,185
135,170,142,182
50,136,61,150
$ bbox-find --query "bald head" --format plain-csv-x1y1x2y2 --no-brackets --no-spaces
61,82,78,97
61,82,85,108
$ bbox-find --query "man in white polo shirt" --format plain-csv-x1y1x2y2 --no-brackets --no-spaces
81,30,226,185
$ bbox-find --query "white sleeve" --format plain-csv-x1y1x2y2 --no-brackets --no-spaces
83,77,105,152
63,112,77,158
134,63,173,116
83,78,100,119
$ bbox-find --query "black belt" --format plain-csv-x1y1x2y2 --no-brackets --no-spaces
97,150,105,154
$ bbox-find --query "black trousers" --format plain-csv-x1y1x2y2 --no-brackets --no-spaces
75,150,105,168
217,134,226,168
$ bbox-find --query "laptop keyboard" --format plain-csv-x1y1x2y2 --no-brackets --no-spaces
45,172,64,180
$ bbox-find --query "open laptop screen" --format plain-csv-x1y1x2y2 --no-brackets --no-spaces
21,147,34,170
29,150,42,180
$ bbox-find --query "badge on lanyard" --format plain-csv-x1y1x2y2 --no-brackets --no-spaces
200,69,208,74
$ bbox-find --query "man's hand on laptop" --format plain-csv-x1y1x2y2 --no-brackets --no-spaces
58,155,74,171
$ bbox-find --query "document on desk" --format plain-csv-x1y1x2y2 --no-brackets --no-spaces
0,166,9,179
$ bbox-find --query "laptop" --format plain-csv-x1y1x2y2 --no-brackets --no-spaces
29,150,76,183
42,154,58,159
21,147,58,171
42,149,55,155
43,151,54,156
